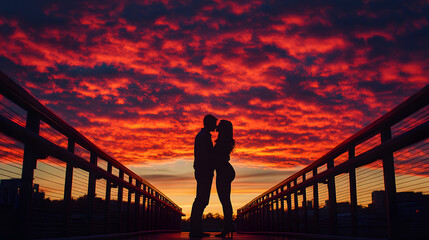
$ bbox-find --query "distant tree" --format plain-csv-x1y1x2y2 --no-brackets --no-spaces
182,212,228,231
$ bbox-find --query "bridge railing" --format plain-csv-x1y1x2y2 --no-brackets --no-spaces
237,85,429,239
0,71,184,239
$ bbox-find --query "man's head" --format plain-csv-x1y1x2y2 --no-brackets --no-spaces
203,114,217,132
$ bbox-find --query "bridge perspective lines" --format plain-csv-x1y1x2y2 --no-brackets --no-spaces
1,69,429,240
236,85,429,240
0,71,183,239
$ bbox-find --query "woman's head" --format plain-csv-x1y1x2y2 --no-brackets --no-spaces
216,120,235,153
217,119,233,136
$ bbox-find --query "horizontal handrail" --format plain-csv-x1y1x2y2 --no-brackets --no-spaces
238,84,429,212
237,120,429,216
0,113,184,215
0,70,181,212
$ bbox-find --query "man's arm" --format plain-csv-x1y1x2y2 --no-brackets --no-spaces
194,132,211,169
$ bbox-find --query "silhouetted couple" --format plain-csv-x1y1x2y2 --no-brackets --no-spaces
189,115,236,238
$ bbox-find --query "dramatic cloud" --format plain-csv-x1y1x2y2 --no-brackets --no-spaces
1,0,428,216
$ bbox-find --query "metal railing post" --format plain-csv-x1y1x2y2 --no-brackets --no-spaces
260,198,263,231
87,151,97,234
127,176,132,231
270,193,274,231
167,207,171,230
313,168,319,233
135,181,141,232
255,207,259,231
156,194,161,229
19,110,40,239
247,211,251,231
105,163,112,233
327,159,338,235
381,127,397,239
248,208,251,231
163,204,166,230
160,198,163,230
148,189,153,230
254,202,257,231
275,190,280,232
153,193,157,229
294,180,299,231
302,175,308,232
264,196,269,231
240,212,243,231
349,146,358,236
63,138,75,236
142,185,147,230
157,193,161,229
118,170,124,231
280,186,285,232
286,182,292,232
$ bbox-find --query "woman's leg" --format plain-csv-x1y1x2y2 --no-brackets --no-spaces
217,171,233,230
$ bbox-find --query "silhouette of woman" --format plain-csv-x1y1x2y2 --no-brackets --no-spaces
213,120,236,238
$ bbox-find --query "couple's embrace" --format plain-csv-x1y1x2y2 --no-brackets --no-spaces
190,115,236,238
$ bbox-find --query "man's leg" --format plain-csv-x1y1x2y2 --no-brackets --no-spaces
190,170,213,235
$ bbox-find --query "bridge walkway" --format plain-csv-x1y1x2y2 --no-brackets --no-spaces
122,232,302,240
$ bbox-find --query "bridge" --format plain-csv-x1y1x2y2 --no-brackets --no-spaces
0,70,428,240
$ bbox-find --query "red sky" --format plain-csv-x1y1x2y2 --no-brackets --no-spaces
1,0,428,216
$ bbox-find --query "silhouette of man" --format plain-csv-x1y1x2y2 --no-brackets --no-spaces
189,114,217,238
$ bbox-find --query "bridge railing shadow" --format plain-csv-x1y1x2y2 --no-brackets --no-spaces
237,84,429,240
0,71,184,239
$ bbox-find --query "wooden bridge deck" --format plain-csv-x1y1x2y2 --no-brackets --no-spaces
123,232,301,240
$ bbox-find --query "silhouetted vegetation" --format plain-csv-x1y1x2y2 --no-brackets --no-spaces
183,213,236,232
